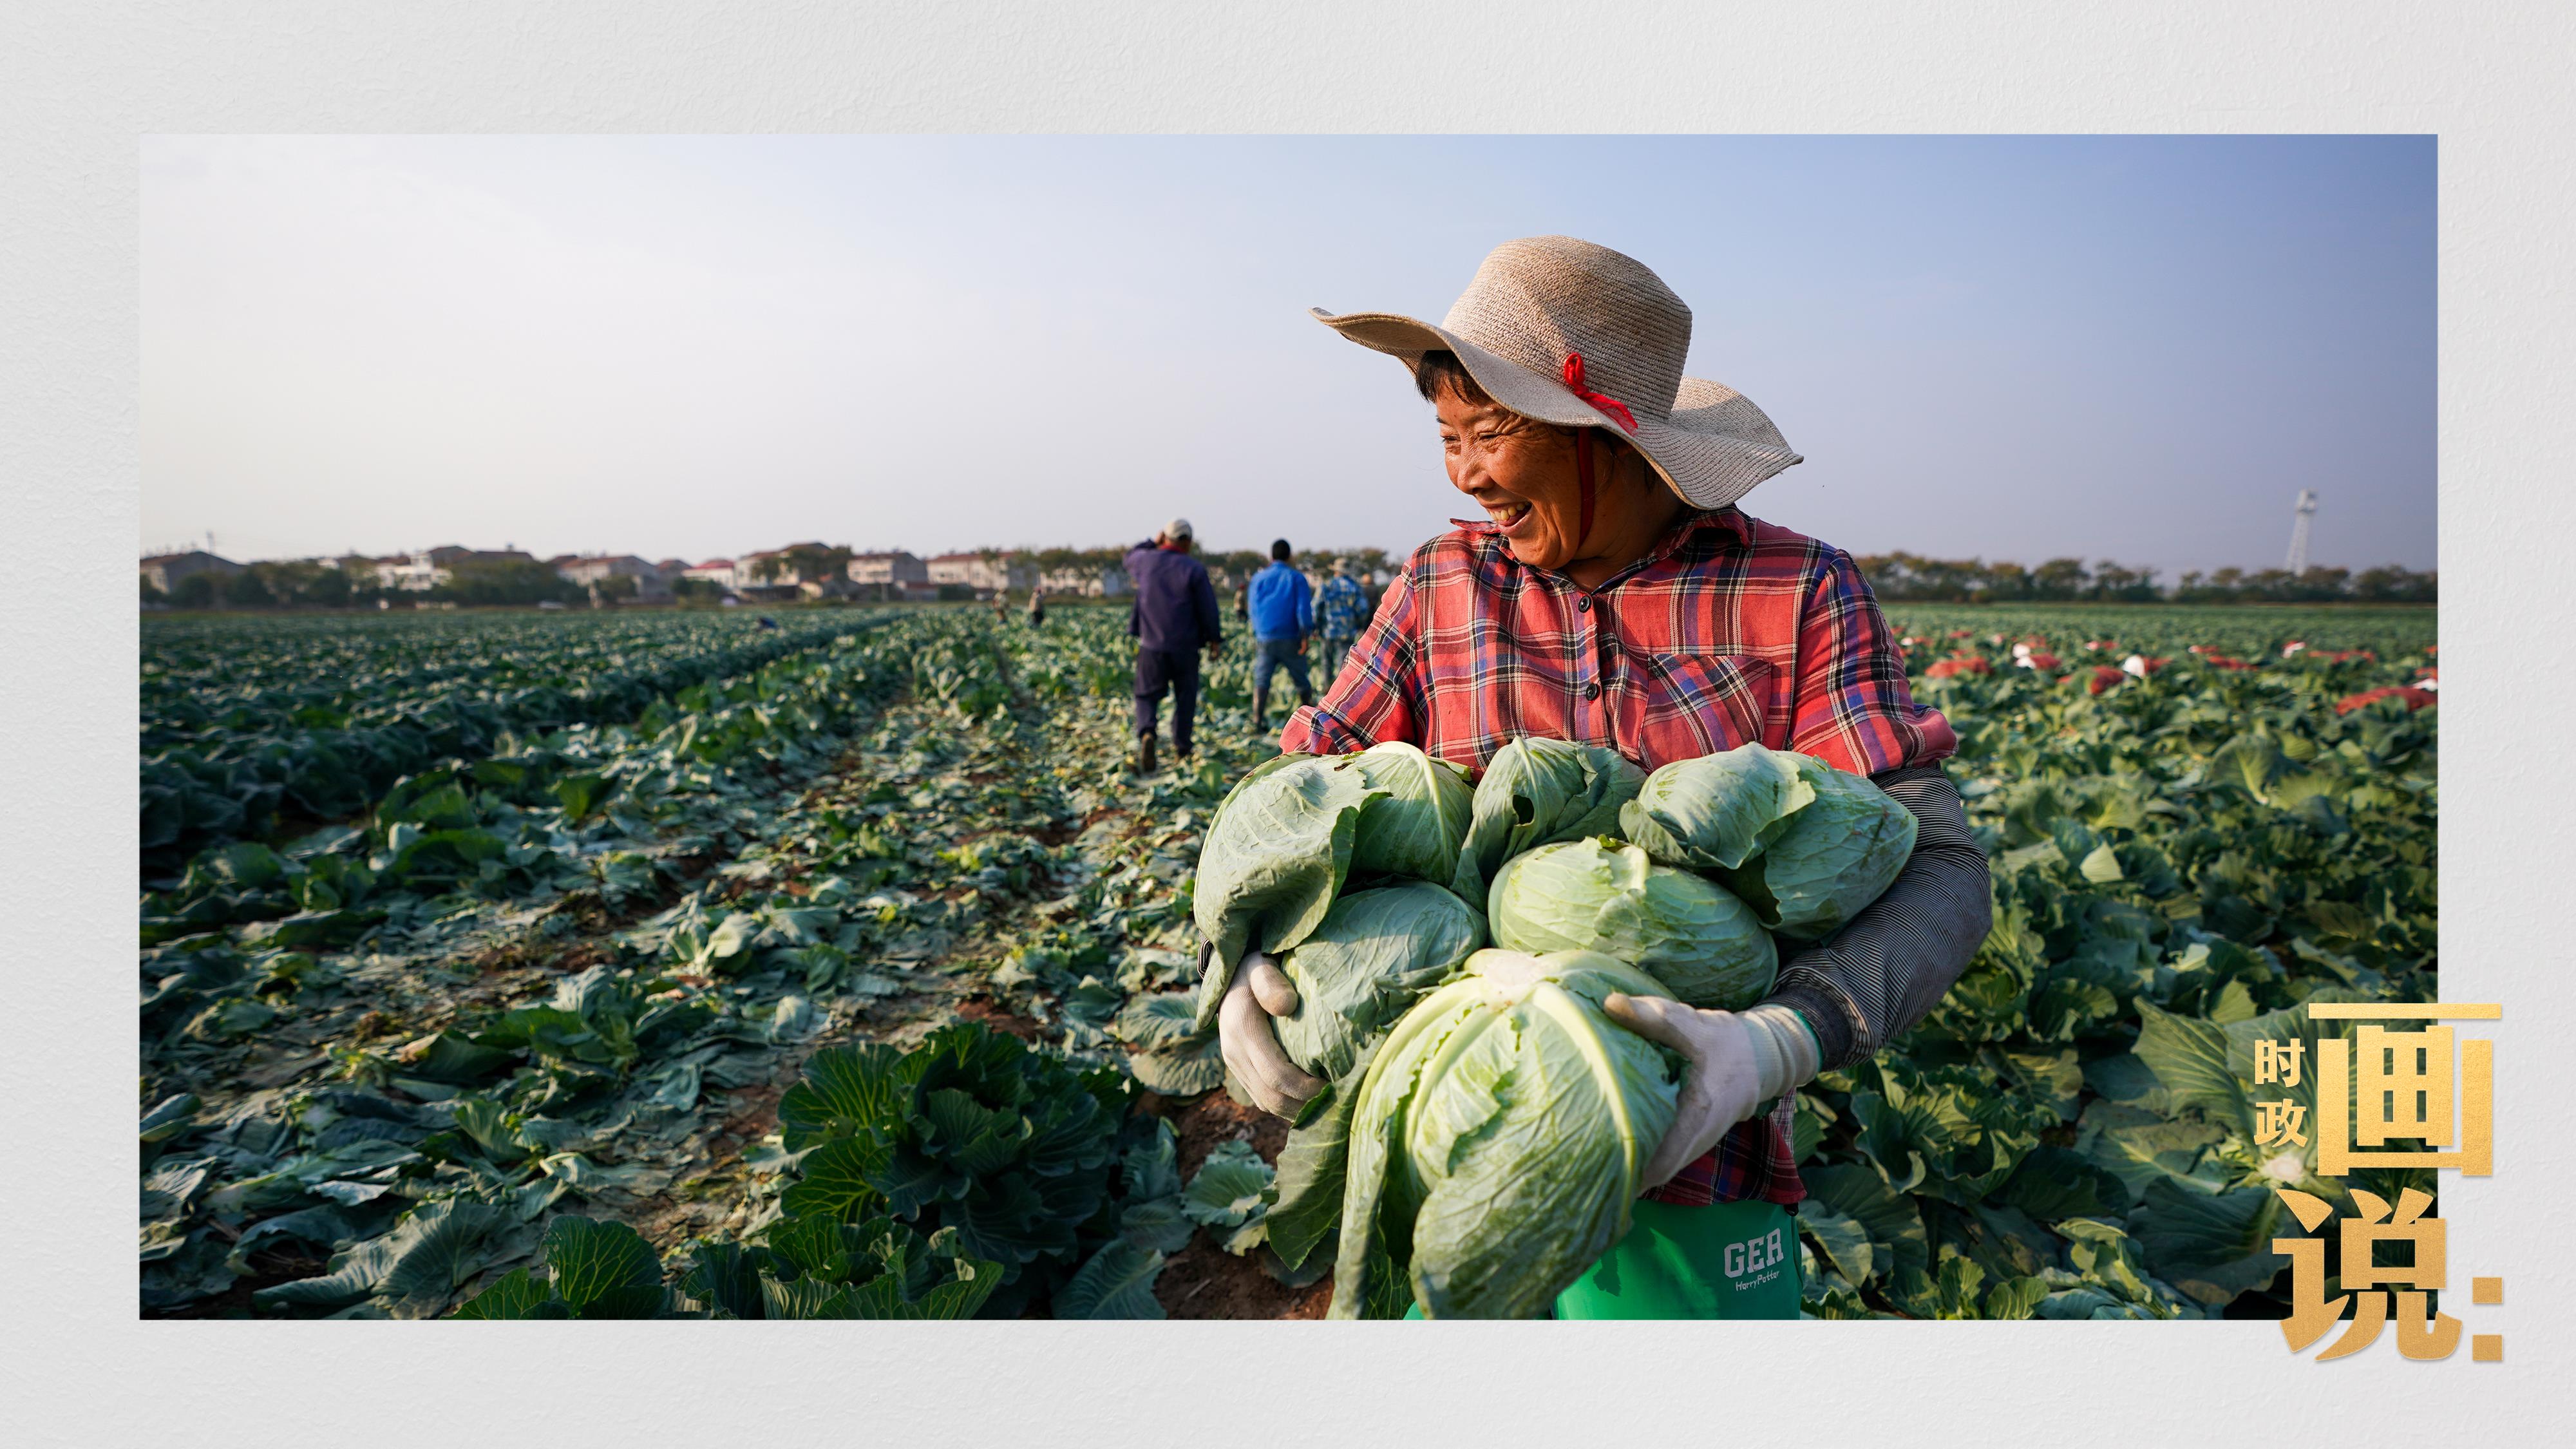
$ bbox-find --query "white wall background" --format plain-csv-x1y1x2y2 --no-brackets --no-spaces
4,3,2568,1446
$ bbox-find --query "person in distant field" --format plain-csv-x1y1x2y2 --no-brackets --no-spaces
1316,555,1369,680
1247,538,1317,732
1028,587,1048,629
1125,518,1224,773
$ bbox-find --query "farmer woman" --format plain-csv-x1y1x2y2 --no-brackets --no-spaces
1220,236,1992,1318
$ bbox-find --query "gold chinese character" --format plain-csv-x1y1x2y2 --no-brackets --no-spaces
2311,1003,2496,1176
2256,1037,2306,1087
2255,1099,2309,1147
2273,1188,2464,1361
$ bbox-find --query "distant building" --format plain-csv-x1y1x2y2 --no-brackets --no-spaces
426,545,535,568
556,554,674,600
848,551,929,587
368,545,539,593
375,553,448,592
734,543,840,594
1037,565,1132,598
140,551,242,594
682,558,739,591
926,551,1035,596
846,551,934,601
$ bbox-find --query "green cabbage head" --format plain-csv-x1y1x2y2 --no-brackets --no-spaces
1487,837,1778,1010
1618,741,1815,870
1273,882,1486,1081
1331,948,1681,1320
1191,755,1385,1027
1714,753,1917,940
1338,741,1474,884
1448,736,1646,909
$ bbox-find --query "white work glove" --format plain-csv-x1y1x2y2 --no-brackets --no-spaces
1600,994,1822,1190
1218,951,1323,1119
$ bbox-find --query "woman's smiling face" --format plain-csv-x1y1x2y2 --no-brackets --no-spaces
1434,383,1589,571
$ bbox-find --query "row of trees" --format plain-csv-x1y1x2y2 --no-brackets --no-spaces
1012,543,1396,589
144,559,587,610
149,544,2434,612
1853,552,2436,604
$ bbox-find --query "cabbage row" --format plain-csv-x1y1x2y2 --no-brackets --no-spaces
140,608,1300,1318
141,609,888,870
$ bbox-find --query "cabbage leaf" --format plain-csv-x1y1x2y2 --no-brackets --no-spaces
1274,882,1486,1081
1488,838,1777,1010
1715,755,1917,940
1338,742,1475,885
1450,737,1645,908
1190,757,1385,1027
1620,743,1814,870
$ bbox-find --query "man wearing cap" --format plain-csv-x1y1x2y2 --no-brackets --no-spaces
1125,519,1224,774
1215,236,1991,1319
1315,556,1369,677
1246,538,1317,733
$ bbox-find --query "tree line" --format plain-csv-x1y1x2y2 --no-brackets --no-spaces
1853,552,2436,604
147,545,2438,611
144,559,586,610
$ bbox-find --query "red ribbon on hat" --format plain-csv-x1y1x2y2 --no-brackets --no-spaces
1562,352,1638,434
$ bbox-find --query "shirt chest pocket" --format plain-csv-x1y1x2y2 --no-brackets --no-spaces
1622,652,1774,761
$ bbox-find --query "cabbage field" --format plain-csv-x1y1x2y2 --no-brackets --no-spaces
138,600,2437,1320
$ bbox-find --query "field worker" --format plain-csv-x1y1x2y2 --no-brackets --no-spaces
1246,538,1317,732
1224,237,1991,1320
1316,555,1368,676
1028,587,1047,629
1126,518,1224,774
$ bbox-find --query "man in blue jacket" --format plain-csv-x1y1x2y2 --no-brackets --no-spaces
1126,517,1224,773
1247,538,1316,734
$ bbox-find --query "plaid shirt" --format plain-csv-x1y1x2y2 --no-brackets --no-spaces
1282,506,1956,1208
1318,573,1371,639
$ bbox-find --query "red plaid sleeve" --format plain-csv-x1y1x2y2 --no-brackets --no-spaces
1786,544,1957,775
1281,565,1421,755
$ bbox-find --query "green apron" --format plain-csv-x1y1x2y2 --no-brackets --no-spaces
1401,1198,1802,1320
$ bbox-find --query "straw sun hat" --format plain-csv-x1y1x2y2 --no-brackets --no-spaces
1312,236,1801,513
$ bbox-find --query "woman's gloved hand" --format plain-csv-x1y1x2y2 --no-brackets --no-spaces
1600,994,1821,1189
1218,951,1323,1119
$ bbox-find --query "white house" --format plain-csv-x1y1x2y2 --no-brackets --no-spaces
1037,565,1132,598
735,544,844,594
682,558,739,591
848,551,930,587
375,553,449,592
927,551,1036,596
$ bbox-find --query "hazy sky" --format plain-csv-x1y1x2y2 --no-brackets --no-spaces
142,135,2434,577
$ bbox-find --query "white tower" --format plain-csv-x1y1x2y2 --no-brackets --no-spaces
2285,489,2318,574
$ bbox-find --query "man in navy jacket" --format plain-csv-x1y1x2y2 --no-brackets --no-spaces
1125,517,1224,772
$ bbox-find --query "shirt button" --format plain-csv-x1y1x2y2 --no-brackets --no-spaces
1582,681,1602,701
1575,595,1591,612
